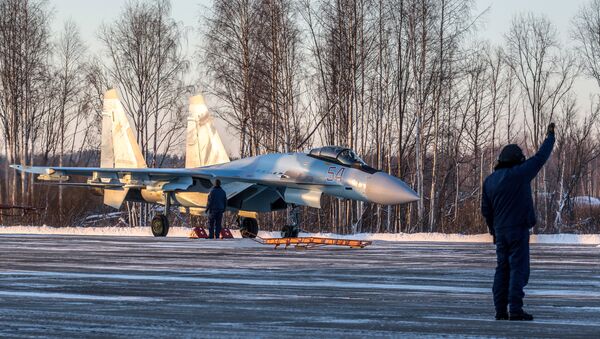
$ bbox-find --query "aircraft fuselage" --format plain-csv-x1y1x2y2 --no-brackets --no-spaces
138,152,418,213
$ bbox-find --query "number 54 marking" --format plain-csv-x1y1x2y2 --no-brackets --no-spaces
327,166,345,182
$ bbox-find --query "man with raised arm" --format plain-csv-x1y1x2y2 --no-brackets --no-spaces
482,123,556,321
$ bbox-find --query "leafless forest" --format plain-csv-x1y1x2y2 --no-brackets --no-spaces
1,0,600,234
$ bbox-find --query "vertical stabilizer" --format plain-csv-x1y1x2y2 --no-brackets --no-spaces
101,89,147,169
186,94,230,168
100,101,115,168
100,89,145,209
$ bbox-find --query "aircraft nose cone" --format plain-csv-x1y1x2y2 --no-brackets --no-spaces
365,172,419,205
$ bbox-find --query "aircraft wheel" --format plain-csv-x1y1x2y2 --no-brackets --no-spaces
240,217,258,238
281,225,299,238
151,214,169,237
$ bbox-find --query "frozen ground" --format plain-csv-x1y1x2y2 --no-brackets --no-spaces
1,225,599,245
0,235,598,337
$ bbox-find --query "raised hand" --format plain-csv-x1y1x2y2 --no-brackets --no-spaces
547,122,556,136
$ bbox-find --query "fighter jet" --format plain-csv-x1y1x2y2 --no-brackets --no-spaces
12,89,419,237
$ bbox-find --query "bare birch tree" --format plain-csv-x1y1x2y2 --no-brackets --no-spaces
52,20,87,223
203,0,266,157
505,13,578,229
0,0,51,211
100,0,190,167
573,0,600,89
99,0,191,226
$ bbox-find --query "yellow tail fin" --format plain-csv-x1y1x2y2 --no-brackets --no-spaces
100,89,146,209
101,89,147,169
185,94,230,168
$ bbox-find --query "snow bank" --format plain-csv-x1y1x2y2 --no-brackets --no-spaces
572,196,600,206
1,226,599,245
0,225,193,237
296,232,600,245
531,233,600,245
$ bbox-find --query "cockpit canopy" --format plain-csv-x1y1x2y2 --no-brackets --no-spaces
308,146,378,173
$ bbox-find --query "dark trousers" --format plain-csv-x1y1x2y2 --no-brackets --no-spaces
208,211,223,239
493,227,530,313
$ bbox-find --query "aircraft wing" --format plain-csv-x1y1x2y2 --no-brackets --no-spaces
12,165,335,188
11,165,197,178
11,165,219,193
12,164,333,210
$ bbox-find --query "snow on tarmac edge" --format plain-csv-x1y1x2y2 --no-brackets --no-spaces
0,226,599,245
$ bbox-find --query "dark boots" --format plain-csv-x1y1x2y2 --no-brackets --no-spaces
496,310,533,321
495,311,509,320
509,310,534,321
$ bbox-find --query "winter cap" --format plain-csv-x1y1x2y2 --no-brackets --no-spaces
498,144,525,164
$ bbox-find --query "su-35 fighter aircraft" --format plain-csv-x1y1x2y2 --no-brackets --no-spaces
12,89,419,237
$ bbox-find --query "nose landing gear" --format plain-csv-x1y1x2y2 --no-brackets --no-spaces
281,224,299,238
281,204,300,238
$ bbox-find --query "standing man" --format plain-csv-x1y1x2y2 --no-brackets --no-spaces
482,123,555,321
207,179,227,239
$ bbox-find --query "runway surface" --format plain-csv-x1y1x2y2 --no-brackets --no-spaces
0,234,598,338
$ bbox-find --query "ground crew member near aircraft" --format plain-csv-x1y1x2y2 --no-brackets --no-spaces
207,179,227,239
482,123,555,321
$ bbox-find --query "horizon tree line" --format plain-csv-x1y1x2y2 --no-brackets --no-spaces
1,0,600,234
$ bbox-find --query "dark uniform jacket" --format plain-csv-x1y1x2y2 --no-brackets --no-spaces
482,134,555,234
207,186,227,214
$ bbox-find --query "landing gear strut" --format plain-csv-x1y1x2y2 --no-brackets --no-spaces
151,193,171,237
281,204,300,238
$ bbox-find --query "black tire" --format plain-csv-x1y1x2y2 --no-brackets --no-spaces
151,214,169,237
281,225,299,238
160,214,169,236
240,217,258,238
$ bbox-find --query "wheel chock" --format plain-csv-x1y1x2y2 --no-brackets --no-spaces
220,228,234,239
189,227,209,239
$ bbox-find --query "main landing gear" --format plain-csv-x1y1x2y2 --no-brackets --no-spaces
151,193,171,237
151,214,169,237
240,217,259,238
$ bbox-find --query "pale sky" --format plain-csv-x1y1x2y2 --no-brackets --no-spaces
52,0,590,50
474,0,597,112
49,0,597,155
475,0,588,43
51,0,206,45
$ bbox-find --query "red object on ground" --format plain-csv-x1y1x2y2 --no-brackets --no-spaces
220,228,234,239
189,227,208,239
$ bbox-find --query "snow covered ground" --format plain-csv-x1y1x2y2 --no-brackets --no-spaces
0,234,598,337
573,195,600,206
1,225,599,245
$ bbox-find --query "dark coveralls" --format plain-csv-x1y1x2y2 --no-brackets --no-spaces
481,134,555,314
206,186,227,239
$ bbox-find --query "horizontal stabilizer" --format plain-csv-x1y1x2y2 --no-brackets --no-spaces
103,187,129,209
